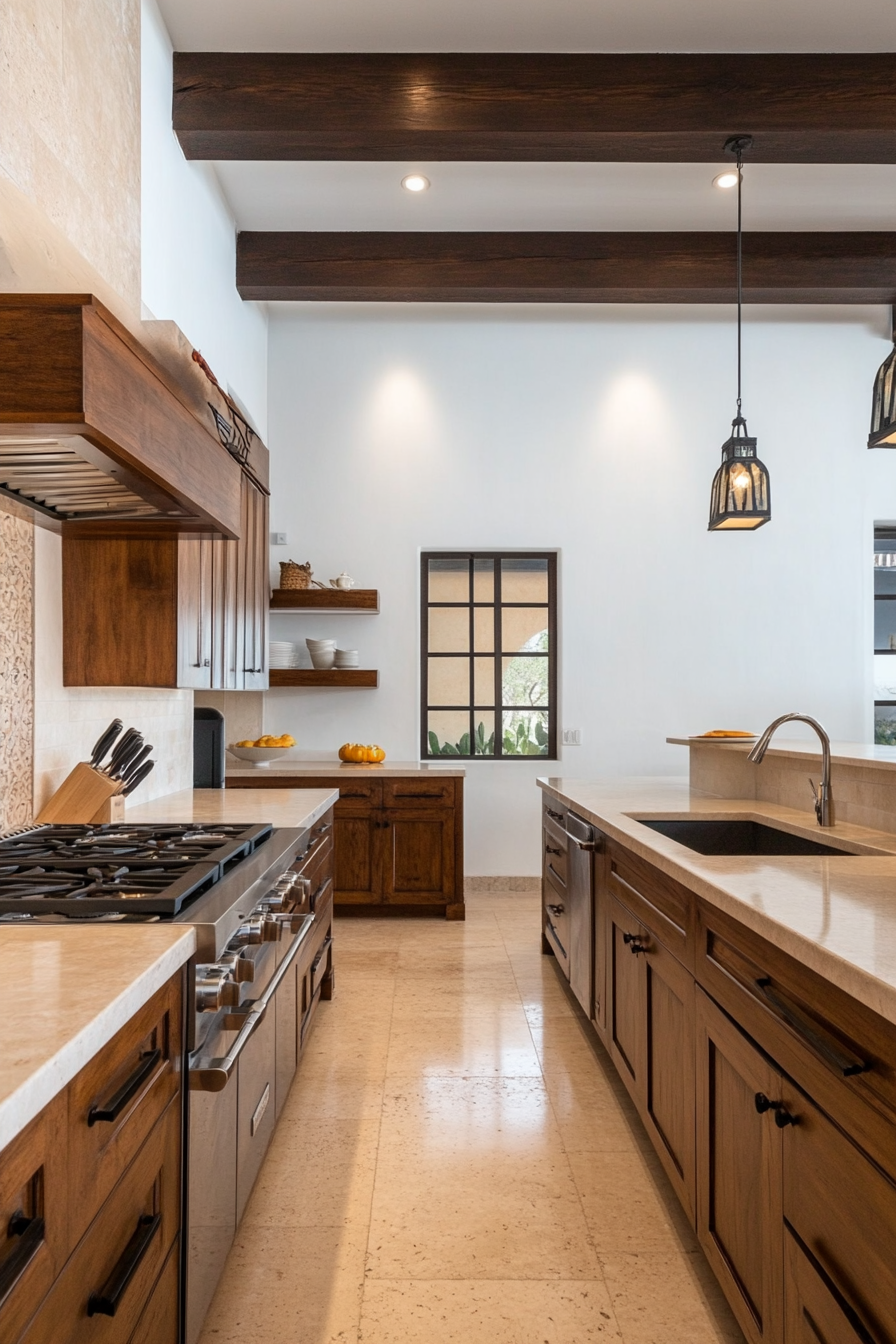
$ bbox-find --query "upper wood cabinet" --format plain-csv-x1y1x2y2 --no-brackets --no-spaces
63,475,269,689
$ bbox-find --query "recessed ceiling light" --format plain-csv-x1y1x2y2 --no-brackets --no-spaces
713,170,740,189
401,174,430,192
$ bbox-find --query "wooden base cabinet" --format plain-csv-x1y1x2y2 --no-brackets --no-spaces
227,773,465,918
0,971,186,1344
696,987,784,1344
541,793,896,1344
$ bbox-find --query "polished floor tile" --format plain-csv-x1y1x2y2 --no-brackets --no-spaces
198,892,744,1344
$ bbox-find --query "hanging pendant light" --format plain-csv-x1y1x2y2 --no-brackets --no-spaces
708,136,771,531
868,308,896,447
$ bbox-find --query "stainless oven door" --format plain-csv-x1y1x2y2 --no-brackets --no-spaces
186,915,313,1344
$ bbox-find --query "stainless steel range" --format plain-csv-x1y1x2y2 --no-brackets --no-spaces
0,816,335,1344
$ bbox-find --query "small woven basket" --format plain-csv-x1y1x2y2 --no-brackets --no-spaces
279,559,312,590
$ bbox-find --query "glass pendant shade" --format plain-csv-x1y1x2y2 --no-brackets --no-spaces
708,420,771,531
868,343,896,447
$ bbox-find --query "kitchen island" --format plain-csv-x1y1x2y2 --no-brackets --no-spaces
538,774,896,1344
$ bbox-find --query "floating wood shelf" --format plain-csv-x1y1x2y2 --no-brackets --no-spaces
270,588,379,612
268,668,379,687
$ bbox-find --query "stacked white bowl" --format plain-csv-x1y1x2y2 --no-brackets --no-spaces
334,648,360,668
306,637,336,669
269,641,300,668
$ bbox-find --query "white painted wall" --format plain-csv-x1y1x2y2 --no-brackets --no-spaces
265,304,895,874
140,0,268,435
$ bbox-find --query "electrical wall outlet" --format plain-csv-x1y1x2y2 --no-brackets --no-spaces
271,531,288,546
562,728,582,746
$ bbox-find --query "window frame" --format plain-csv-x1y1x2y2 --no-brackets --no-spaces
420,550,558,761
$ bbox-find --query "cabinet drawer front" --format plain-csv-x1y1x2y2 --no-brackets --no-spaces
332,779,383,809
19,1097,181,1344
784,1230,879,1344
383,778,455,808
293,833,333,903
697,901,896,1176
782,1081,896,1344
543,824,567,890
607,844,693,968
0,1093,67,1342
542,797,568,831
128,1236,179,1344
67,977,183,1248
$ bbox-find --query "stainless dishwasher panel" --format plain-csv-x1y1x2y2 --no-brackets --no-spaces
565,812,599,1017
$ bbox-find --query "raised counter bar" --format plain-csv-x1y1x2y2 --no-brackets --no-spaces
668,735,896,833
0,925,195,1150
537,775,896,1023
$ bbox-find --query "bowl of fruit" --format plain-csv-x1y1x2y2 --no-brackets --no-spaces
338,743,386,764
229,734,296,766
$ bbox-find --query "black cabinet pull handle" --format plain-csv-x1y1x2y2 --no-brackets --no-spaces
547,903,565,917
755,978,869,1079
622,931,647,955
546,807,564,822
87,1049,162,1127
754,1092,799,1127
545,844,562,856
87,1213,161,1317
0,1211,44,1301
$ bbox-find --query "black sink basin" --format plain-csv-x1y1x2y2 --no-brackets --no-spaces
637,818,854,857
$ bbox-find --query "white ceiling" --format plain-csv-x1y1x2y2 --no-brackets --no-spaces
157,0,896,236
157,0,896,53
216,162,896,233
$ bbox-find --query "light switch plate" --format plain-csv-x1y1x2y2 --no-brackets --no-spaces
271,531,288,546
562,728,582,746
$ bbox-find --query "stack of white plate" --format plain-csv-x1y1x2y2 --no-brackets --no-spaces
269,641,300,668
334,648,360,668
306,637,336,670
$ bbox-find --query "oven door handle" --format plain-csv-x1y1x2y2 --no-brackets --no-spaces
189,914,315,1093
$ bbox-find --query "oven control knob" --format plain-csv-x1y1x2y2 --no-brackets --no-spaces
196,967,241,1012
257,892,288,913
274,912,307,934
276,872,298,891
218,952,255,983
230,917,265,947
258,914,283,942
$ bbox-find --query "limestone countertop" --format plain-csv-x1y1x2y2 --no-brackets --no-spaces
225,760,465,778
0,925,195,1151
538,776,896,1024
668,736,896,772
125,787,338,829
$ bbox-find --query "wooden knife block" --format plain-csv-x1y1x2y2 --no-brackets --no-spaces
34,762,122,825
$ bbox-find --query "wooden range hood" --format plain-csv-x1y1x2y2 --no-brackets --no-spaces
0,295,264,537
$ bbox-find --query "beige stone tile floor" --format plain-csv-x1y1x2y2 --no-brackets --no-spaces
198,891,745,1344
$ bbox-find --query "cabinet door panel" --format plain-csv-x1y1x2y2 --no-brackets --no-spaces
784,1231,876,1344
243,480,269,690
696,987,783,1344
333,814,381,904
645,939,695,1222
607,894,645,1102
782,1080,896,1344
383,808,454,904
177,538,211,689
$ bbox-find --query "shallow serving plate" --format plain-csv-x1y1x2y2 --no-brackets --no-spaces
687,734,758,745
228,745,293,767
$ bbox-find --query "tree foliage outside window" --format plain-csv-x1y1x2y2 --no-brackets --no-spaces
421,553,557,760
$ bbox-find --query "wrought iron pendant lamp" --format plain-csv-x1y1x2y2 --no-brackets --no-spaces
868,308,896,448
708,136,771,531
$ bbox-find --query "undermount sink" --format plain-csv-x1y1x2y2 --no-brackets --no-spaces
635,818,855,857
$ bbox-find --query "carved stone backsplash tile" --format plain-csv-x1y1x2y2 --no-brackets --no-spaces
0,512,34,829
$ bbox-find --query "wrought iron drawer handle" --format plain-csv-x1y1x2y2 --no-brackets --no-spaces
545,844,562,856
622,931,648,955
88,1049,162,1126
754,1092,799,1127
755,978,869,1078
0,1212,45,1301
87,1213,161,1317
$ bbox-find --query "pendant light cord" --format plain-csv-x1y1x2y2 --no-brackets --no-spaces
736,146,743,419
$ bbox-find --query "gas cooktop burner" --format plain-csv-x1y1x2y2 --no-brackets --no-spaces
0,822,273,916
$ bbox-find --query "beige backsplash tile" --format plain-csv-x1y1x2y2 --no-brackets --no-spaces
0,510,34,830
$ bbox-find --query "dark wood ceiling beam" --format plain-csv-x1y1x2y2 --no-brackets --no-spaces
174,53,896,163
236,231,896,303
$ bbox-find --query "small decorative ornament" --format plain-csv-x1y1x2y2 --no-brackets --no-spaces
330,572,356,589
279,560,313,590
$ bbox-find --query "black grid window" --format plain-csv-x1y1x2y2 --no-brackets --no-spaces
421,552,557,760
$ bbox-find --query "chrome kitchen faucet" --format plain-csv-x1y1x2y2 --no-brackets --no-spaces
749,713,834,828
